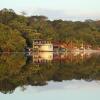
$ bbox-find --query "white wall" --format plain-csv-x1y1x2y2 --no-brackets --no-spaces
39,44,53,51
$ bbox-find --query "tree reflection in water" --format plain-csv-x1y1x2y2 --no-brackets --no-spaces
0,52,100,94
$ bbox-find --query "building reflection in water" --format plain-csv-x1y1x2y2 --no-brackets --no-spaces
30,51,93,64
33,52,53,63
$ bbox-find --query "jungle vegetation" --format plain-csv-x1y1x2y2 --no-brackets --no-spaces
0,8,100,51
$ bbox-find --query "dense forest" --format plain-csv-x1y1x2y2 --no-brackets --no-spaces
0,8,100,51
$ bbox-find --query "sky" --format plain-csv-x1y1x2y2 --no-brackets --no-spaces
0,0,100,21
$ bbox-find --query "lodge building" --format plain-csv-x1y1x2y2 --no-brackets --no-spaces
33,39,53,52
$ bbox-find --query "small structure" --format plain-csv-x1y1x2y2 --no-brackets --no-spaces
33,39,53,52
53,42,67,52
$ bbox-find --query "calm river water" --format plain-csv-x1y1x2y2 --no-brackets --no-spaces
0,51,100,100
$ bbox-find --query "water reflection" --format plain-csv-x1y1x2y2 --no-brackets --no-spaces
31,51,95,63
0,52,100,94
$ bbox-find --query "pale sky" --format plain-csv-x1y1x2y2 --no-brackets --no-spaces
1,80,100,100
0,0,100,21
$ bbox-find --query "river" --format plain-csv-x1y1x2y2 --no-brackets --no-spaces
0,51,100,100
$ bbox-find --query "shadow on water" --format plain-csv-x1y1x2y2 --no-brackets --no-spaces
0,51,100,93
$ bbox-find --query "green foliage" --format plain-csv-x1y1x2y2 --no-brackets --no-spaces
0,24,25,51
0,8,100,50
